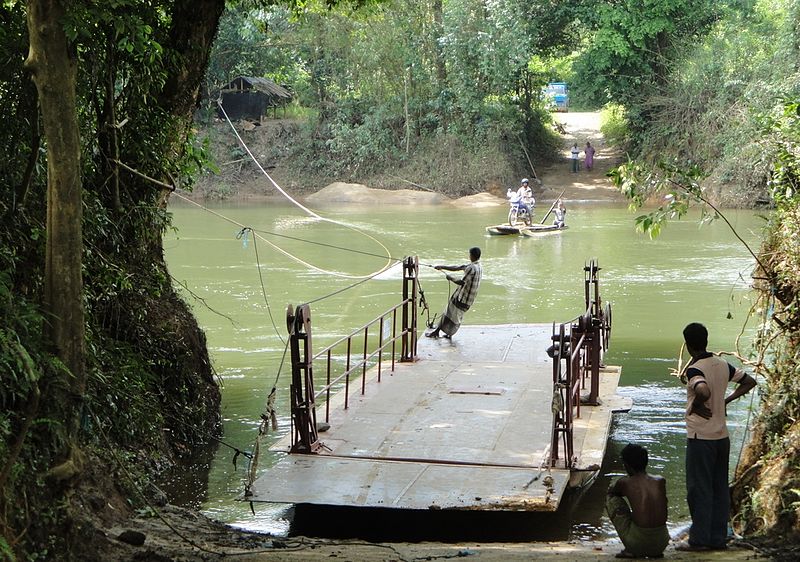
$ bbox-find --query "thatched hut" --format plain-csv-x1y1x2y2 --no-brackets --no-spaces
217,76,292,121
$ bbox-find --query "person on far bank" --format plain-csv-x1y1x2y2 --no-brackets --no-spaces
425,247,482,340
570,142,580,172
606,443,669,559
677,322,757,552
584,141,596,171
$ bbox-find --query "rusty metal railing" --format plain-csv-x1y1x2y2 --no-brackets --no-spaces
313,299,412,423
549,259,612,468
287,256,419,453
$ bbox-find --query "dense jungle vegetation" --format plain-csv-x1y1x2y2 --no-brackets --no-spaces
199,0,732,193
1,0,799,559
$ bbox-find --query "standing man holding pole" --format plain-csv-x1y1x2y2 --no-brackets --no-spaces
677,322,756,552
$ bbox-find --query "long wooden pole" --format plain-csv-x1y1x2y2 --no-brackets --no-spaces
540,189,566,224
386,173,436,192
517,134,538,180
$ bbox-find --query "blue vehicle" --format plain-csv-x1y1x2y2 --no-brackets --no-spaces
544,82,569,112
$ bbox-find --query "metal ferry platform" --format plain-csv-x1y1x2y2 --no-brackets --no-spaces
249,260,630,514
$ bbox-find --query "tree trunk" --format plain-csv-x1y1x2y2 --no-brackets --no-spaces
153,0,224,206
24,0,86,443
160,0,225,118
431,0,447,85
431,0,448,131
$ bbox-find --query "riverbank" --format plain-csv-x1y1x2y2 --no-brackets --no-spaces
186,112,626,206
99,505,769,561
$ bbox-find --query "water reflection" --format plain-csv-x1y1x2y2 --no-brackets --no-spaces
164,200,762,540
158,445,216,511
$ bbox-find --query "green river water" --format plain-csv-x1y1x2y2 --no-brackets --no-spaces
164,199,763,540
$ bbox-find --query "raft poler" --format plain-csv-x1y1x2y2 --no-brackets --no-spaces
553,199,566,228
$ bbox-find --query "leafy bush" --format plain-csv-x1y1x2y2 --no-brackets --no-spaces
618,0,800,203
600,103,629,147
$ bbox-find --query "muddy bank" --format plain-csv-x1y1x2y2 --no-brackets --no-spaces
180,163,622,208
306,182,447,205
97,504,765,561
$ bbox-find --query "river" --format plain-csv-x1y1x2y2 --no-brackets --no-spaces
163,198,763,540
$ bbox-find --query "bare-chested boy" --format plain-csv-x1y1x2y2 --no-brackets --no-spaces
606,444,670,559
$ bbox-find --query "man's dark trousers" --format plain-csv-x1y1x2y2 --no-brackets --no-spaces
686,436,730,548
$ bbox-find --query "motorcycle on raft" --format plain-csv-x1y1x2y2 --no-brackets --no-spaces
507,200,535,227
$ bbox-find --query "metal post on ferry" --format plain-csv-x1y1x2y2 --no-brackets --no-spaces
548,258,613,468
582,259,603,405
286,303,321,454
550,322,570,468
400,255,419,362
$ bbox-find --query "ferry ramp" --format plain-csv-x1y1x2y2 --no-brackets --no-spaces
249,323,629,513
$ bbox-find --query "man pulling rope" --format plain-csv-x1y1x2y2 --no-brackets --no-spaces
425,247,482,340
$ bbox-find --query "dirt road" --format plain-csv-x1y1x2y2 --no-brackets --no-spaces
270,111,626,207
536,111,625,203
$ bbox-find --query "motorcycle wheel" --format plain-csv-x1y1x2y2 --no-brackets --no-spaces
508,206,518,226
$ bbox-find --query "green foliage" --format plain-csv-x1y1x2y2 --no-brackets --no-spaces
765,101,800,205
528,52,576,89
0,238,77,559
204,0,569,188
758,99,800,306
1,0,224,557
325,102,403,175
0,535,14,562
599,103,629,146
616,0,800,202
205,4,297,95
571,0,724,109
0,241,50,414
282,101,317,119
85,338,164,447
609,159,706,238
0,1,36,208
